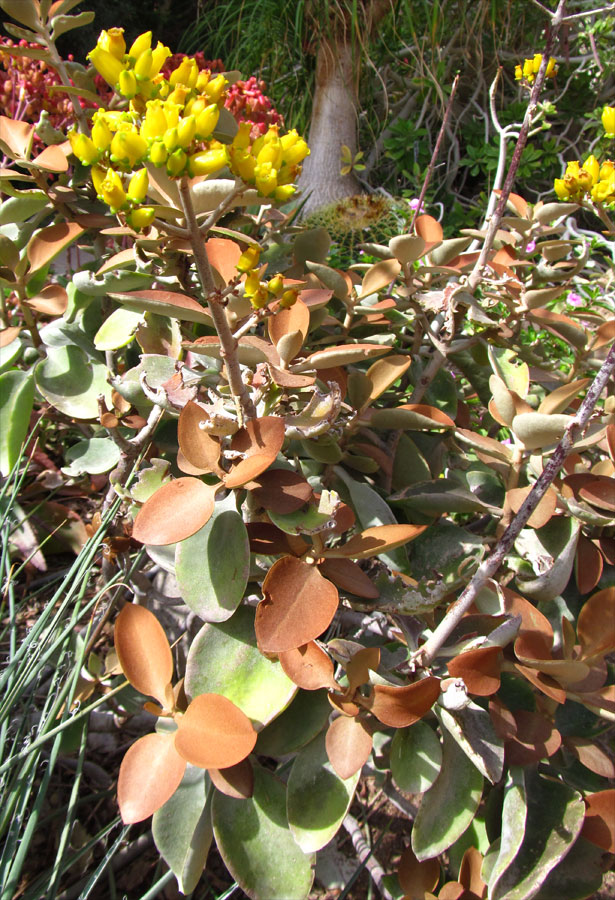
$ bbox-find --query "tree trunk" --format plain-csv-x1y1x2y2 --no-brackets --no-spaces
298,37,361,218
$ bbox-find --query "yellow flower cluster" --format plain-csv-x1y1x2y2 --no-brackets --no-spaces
514,54,557,84
68,29,309,229
603,106,615,139
236,246,298,310
554,155,615,204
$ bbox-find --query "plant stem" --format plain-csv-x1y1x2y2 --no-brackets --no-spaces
414,340,615,667
178,175,256,425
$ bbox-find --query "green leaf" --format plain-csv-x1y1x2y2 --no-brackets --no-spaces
62,437,120,477
334,466,408,571
390,478,496,516
489,768,585,900
152,766,212,895
411,730,483,860
392,434,431,490
185,605,296,728
212,765,315,900
390,720,442,794
0,334,22,374
93,308,143,351
407,521,485,589
0,192,49,225
34,345,112,420
0,369,34,476
287,730,360,853
536,836,606,900
438,704,504,784
487,346,529,398
0,0,42,30
255,690,331,757
514,517,580,602
268,504,331,535
50,10,94,38
175,496,250,622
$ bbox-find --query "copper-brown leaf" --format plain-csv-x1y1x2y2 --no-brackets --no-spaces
575,535,604,596
581,790,615,853
447,647,502,696
114,604,173,707
117,733,186,824
506,485,557,529
504,710,561,766
325,524,427,559
325,715,373,779
397,846,440,899
27,222,84,273
577,587,615,659
225,416,286,488
174,693,257,769
278,641,336,690
205,237,241,285
459,847,487,899
208,758,254,799
268,297,310,347
27,284,68,316
0,116,34,159
246,522,307,557
255,556,339,653
318,558,379,599
346,647,381,693
132,478,216,545
249,468,313,514
177,402,223,476
368,676,441,727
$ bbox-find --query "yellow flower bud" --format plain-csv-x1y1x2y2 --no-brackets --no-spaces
110,130,147,167
188,147,228,177
236,246,260,273
545,57,557,77
254,161,277,196
127,168,149,204
532,53,542,74
267,274,284,296
101,168,126,210
163,127,179,152
514,64,523,81
553,178,570,200
576,169,593,191
134,48,153,80
204,74,228,103
169,57,198,89
167,148,187,176
232,121,252,151
127,206,156,230
162,101,180,129
88,46,124,88
128,31,152,60
600,160,614,180
522,58,534,80
177,115,196,149
98,28,126,61
167,85,190,107
243,270,261,296
68,131,98,165
195,103,220,139
91,118,113,152
148,140,168,167
279,289,298,309
602,106,615,139
150,42,171,79
195,70,210,92
565,160,581,179
274,184,296,202
91,165,106,197
582,154,600,186
118,68,138,99
591,179,614,203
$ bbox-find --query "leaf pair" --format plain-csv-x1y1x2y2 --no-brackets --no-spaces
114,604,256,823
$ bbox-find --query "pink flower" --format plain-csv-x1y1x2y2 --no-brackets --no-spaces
409,198,424,212
567,292,583,307
525,240,536,253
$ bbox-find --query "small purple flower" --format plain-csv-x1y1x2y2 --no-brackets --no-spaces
409,198,424,212
567,292,583,307
525,240,536,253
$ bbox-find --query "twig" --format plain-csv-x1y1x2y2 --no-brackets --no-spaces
102,402,164,512
413,340,615,667
410,74,460,234
178,176,256,425
342,813,394,900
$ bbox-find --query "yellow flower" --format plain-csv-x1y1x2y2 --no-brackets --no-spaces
188,147,228,177
88,45,124,88
281,135,309,167
110,130,147,167
91,118,113,152
236,247,260,273
128,31,152,60
602,106,615,139
98,28,126,61
203,74,228,104
249,287,269,310
101,168,126,210
69,131,99,165
582,154,600,186
163,126,179,152
514,64,523,81
140,101,167,141
274,184,296,202
254,161,277,196
127,206,156,230
267,274,284,296
232,122,252,152
256,136,283,170
134,49,153,81
169,58,198,89
545,57,557,77
600,160,614,180
279,288,298,309
177,115,196,149
127,168,149,204
150,42,171,79
553,178,570,200
243,270,261,296
149,140,168,167
91,165,106,197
